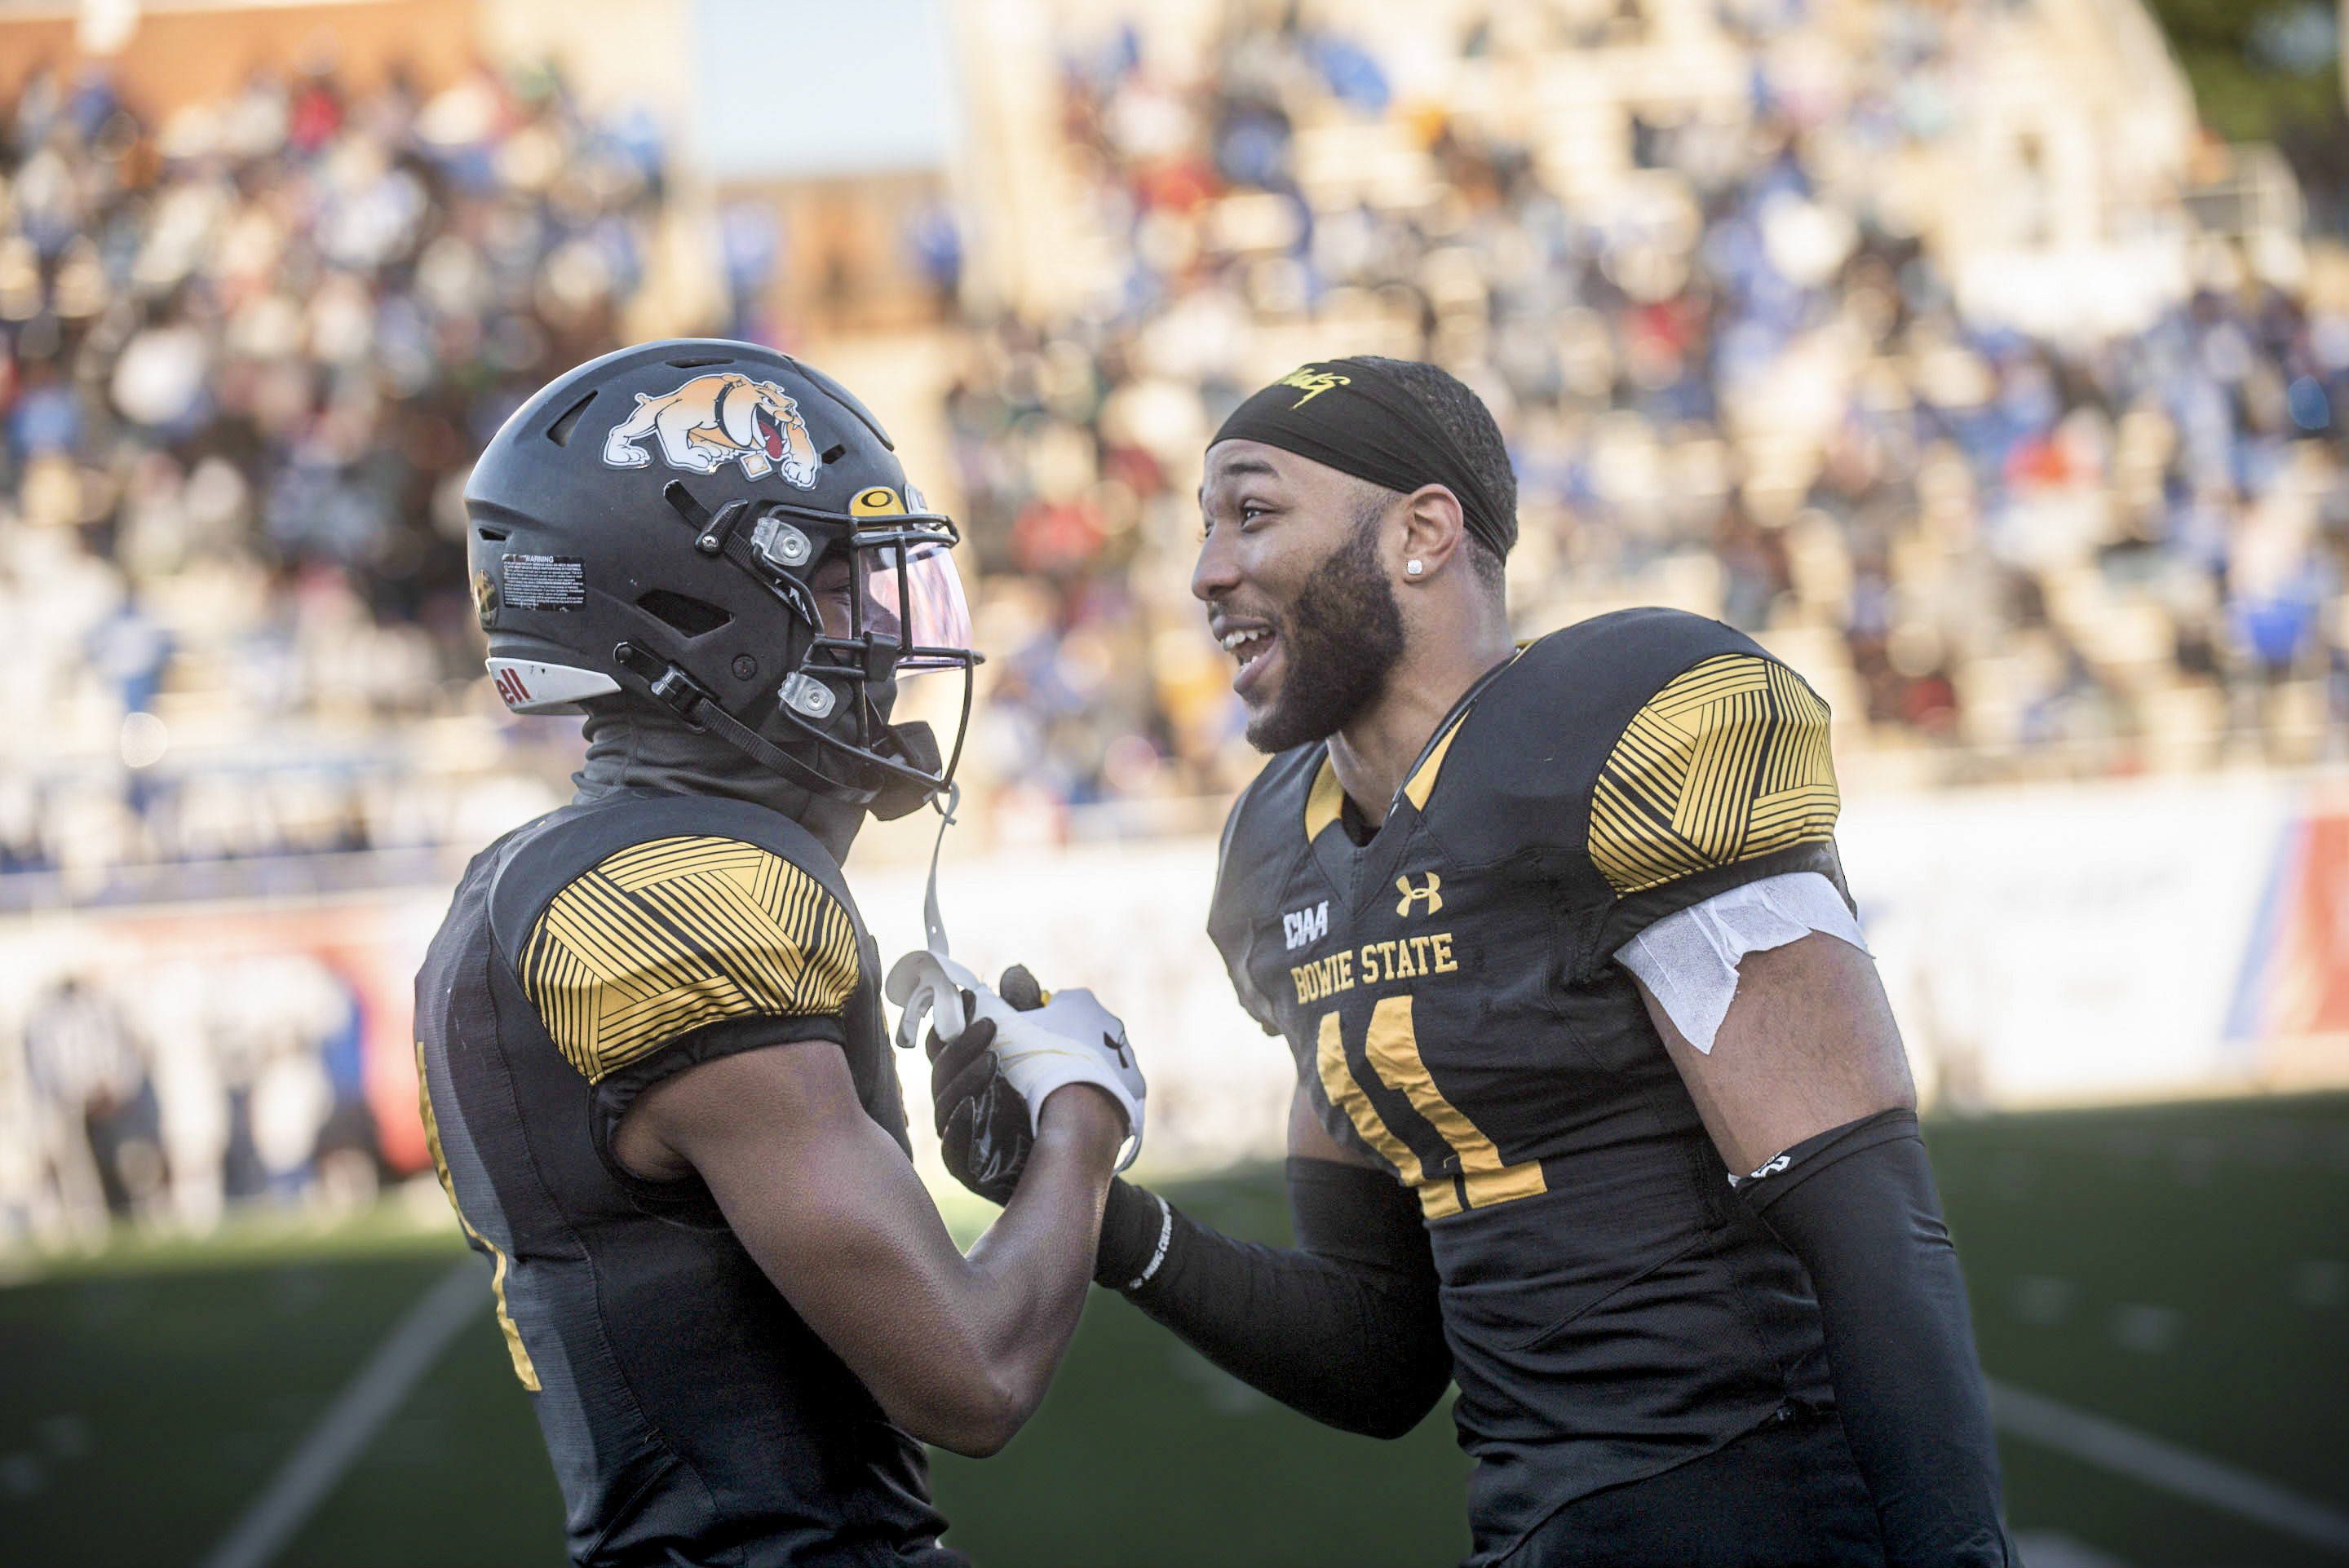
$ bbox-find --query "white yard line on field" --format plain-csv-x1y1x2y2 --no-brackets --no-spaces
197,1259,485,1568
1988,1378,2349,1554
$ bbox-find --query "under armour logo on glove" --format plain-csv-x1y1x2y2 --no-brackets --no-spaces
980,987,1147,1172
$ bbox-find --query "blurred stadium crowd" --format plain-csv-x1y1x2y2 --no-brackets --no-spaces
0,61,660,894
2,4,2348,1227
3,8,2347,883
947,4,2349,813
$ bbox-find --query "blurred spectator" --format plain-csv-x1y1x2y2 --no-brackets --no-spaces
21,974,148,1238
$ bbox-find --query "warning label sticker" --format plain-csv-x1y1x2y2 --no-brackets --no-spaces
501,554,585,612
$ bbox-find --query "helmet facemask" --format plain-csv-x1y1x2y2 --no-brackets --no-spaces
621,479,979,821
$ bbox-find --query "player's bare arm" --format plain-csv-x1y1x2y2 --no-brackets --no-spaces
1287,1079,1381,1168
616,1041,1122,1456
1637,933,1915,1177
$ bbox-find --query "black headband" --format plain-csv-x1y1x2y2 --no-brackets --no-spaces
1209,358,1515,560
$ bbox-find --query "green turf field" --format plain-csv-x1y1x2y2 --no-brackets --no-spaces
2,1093,2343,1568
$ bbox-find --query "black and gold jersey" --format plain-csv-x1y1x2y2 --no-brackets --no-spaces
1209,608,1846,1565
414,788,950,1568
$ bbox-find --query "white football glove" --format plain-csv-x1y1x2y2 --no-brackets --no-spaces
978,986,1145,1172
886,950,1146,1170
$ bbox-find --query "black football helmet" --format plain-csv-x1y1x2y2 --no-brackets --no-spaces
465,340,978,819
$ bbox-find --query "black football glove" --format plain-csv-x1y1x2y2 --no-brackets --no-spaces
926,964,1044,1205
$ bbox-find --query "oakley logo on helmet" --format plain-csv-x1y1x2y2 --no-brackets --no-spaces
602,373,821,488
851,486,906,519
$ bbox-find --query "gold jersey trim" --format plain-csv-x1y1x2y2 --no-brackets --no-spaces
1401,647,1518,813
1400,716,1463,813
416,1040,540,1390
518,836,860,1082
1589,654,1839,896
1303,755,1346,841
1300,670,1487,841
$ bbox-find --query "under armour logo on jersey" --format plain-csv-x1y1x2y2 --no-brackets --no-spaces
1394,872,1443,917
1283,900,1329,951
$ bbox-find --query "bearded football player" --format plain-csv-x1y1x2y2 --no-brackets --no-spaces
414,341,1144,1568
929,357,2011,1566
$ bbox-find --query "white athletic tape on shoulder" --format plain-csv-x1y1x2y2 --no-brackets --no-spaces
1614,872,1869,1053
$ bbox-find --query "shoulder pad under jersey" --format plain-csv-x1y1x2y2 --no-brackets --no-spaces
487,793,866,1084
1440,609,1844,970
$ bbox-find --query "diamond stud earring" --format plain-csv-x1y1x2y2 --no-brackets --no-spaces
1405,559,1423,576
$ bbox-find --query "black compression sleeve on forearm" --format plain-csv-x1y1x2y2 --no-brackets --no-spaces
1744,1110,2013,1568
1092,1159,1449,1438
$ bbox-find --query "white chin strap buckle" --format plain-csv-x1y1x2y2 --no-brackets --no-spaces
884,947,984,1053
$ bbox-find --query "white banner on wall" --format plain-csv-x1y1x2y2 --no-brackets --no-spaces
1836,774,2297,1110
2,771,2340,1243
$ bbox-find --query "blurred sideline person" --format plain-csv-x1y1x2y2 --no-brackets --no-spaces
24,974,133,1238
931,359,2011,1566
415,342,1143,1568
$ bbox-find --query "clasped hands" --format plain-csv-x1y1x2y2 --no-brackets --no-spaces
885,952,1145,1202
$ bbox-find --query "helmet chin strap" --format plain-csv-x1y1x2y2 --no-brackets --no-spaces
699,697,878,806
883,781,980,1054
613,642,878,806
922,781,959,959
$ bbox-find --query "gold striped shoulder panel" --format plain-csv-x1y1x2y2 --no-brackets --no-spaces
517,836,860,1083
1589,654,1839,896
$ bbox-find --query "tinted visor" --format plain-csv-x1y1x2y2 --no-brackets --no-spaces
860,540,974,674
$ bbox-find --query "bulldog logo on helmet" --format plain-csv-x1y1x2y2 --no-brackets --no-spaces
602,373,822,487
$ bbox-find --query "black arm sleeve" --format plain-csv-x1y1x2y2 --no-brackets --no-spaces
1742,1110,2013,1568
1092,1157,1450,1439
